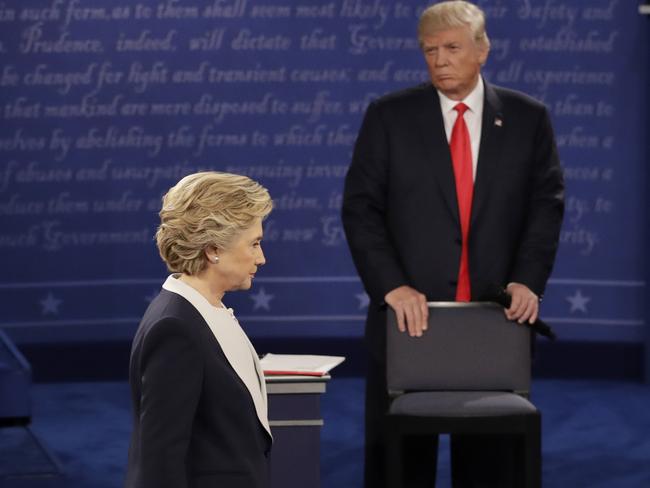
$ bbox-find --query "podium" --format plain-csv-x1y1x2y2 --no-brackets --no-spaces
266,375,328,488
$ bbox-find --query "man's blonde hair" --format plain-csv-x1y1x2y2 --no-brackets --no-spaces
156,171,272,275
418,1,490,50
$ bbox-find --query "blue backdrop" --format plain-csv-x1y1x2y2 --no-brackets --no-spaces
0,0,647,345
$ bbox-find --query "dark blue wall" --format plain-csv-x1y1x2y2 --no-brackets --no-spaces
0,1,647,366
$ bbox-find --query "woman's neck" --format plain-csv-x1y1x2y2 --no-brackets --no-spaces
177,273,225,308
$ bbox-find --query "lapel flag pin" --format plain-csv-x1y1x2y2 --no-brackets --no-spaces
494,118,503,127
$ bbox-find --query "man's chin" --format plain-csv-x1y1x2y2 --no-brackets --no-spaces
435,80,457,91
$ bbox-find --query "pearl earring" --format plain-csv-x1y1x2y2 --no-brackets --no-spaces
212,256,219,263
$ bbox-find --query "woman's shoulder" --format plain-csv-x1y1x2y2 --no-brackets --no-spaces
130,292,208,375
136,290,207,342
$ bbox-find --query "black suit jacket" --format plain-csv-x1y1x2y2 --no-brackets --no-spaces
125,290,272,488
342,81,564,355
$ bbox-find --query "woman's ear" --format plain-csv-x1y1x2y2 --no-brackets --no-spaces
205,247,219,264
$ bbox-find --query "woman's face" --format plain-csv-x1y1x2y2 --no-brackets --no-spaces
215,217,266,292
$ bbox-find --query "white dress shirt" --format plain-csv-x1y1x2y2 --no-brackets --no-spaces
437,77,485,181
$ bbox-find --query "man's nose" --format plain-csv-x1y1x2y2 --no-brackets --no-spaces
435,51,448,66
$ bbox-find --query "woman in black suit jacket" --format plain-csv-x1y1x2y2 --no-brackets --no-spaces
125,171,274,488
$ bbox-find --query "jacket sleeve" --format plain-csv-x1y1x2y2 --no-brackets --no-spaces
509,105,565,297
136,317,203,488
342,101,408,303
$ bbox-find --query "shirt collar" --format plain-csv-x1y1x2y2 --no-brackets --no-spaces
437,76,484,115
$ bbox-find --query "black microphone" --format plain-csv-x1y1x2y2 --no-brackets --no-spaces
482,284,557,340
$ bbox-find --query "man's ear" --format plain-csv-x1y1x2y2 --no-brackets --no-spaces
478,43,490,66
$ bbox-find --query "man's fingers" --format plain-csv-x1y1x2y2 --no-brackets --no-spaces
518,299,535,324
409,302,426,337
523,298,539,324
396,307,406,333
412,295,427,336
404,305,417,337
420,301,429,331
402,299,427,337
507,293,523,320
529,301,539,324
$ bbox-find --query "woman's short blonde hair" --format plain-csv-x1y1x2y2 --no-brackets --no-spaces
156,171,273,275
418,1,490,50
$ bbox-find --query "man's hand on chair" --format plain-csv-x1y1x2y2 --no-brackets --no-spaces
385,286,429,337
505,282,539,324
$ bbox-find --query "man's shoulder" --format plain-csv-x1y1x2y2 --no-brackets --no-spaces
489,82,547,113
372,83,434,110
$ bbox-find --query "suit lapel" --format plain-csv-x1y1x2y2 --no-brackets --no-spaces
471,81,504,227
416,85,460,227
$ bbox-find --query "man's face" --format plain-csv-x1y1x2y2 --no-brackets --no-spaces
421,25,488,101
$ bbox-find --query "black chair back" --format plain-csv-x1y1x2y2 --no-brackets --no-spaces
386,302,532,394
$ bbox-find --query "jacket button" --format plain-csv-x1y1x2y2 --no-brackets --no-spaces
455,237,462,245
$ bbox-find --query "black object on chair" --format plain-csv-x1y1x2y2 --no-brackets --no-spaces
385,302,541,488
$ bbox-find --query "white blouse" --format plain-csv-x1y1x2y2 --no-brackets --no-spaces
162,275,271,438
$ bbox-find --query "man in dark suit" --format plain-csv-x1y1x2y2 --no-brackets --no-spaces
342,2,564,487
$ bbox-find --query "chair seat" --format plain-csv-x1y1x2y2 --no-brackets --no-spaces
389,391,537,417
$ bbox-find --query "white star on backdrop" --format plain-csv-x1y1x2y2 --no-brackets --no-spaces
566,289,590,313
356,292,370,309
40,292,62,315
250,287,274,311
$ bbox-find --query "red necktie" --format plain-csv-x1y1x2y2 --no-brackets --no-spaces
449,103,473,302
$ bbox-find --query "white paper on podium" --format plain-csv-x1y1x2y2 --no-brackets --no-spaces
260,353,346,376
